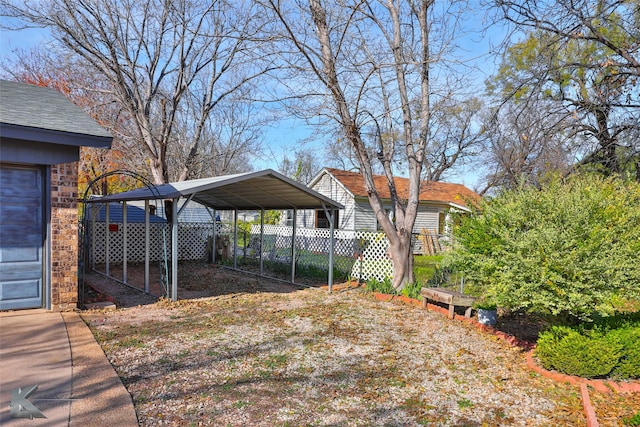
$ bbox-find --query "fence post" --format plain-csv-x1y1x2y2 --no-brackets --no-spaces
144,200,150,293
105,202,110,276
291,210,297,283
171,198,178,301
328,208,335,293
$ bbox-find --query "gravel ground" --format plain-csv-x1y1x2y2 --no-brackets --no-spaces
80,265,597,426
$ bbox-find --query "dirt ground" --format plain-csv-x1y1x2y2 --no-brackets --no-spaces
80,264,639,426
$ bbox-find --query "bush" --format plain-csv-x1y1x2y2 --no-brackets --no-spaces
400,281,423,300
536,326,622,378
365,277,396,295
609,327,640,379
443,174,640,320
365,277,422,300
625,412,640,427
536,316,640,379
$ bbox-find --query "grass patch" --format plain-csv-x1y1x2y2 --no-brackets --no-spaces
413,255,443,284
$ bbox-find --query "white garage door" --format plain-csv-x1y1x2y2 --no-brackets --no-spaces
0,165,44,310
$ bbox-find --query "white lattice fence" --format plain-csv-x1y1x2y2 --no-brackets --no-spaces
249,225,393,281
90,222,216,263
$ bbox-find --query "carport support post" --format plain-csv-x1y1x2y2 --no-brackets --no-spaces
91,203,97,270
122,201,127,284
328,208,335,293
171,198,178,302
291,209,297,283
105,202,110,276
144,199,150,293
233,209,238,269
210,208,217,264
259,208,264,275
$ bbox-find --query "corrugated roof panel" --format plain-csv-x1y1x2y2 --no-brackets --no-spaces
91,169,344,211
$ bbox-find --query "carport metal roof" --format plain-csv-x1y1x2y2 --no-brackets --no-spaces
87,169,343,301
93,169,344,211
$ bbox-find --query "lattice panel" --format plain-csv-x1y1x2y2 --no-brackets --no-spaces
90,222,220,264
90,222,398,281
249,225,393,281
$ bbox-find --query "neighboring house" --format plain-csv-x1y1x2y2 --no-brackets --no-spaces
0,80,112,311
302,168,480,234
125,199,255,224
91,202,166,224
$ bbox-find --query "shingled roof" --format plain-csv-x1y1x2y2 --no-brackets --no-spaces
323,168,480,209
0,79,112,147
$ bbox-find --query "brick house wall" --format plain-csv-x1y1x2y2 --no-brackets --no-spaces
50,161,80,310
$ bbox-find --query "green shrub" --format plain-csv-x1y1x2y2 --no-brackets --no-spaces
536,315,640,379
609,327,640,379
400,281,422,300
536,326,623,378
443,174,640,321
365,277,395,295
365,277,422,300
625,411,640,427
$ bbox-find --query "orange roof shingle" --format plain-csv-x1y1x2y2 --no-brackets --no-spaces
325,168,480,208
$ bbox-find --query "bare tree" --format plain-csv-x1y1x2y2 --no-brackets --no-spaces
425,96,487,182
480,101,573,193
1,0,272,184
1,47,149,192
496,0,640,76
491,0,640,179
262,0,477,289
278,149,322,184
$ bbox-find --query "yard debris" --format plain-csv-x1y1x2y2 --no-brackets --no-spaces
82,267,595,426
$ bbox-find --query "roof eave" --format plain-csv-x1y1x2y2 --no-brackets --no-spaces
0,123,113,148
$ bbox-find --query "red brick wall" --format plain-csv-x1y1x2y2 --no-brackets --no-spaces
50,162,79,310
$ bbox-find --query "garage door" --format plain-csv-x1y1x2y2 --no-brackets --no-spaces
0,165,44,310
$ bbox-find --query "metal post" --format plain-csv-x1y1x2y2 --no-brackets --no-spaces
233,209,238,269
291,209,297,283
171,198,178,302
105,202,110,276
212,209,217,264
259,208,264,275
122,201,127,284
328,208,335,293
144,199,150,293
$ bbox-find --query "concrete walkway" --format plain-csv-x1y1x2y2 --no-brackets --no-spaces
0,310,138,426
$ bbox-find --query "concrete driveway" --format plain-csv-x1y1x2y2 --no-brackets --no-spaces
0,310,138,426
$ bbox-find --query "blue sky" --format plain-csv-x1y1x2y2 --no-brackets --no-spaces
0,13,504,190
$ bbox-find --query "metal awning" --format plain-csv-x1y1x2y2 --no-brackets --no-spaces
86,169,343,301
92,169,343,211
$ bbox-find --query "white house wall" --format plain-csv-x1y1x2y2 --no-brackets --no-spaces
351,199,440,233
306,174,356,230
305,171,449,234
412,206,440,234
354,200,377,231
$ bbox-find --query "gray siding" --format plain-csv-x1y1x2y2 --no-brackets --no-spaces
309,174,356,229
354,200,377,231
413,206,440,234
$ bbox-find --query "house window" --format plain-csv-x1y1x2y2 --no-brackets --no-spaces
316,209,339,229
438,211,446,235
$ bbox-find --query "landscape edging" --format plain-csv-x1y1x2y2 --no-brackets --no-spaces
370,291,640,393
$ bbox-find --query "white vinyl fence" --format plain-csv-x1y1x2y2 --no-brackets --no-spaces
249,225,393,282
89,221,395,282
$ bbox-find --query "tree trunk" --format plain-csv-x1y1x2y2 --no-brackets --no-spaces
386,229,414,290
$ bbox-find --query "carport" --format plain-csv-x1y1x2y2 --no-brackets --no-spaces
88,169,344,300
